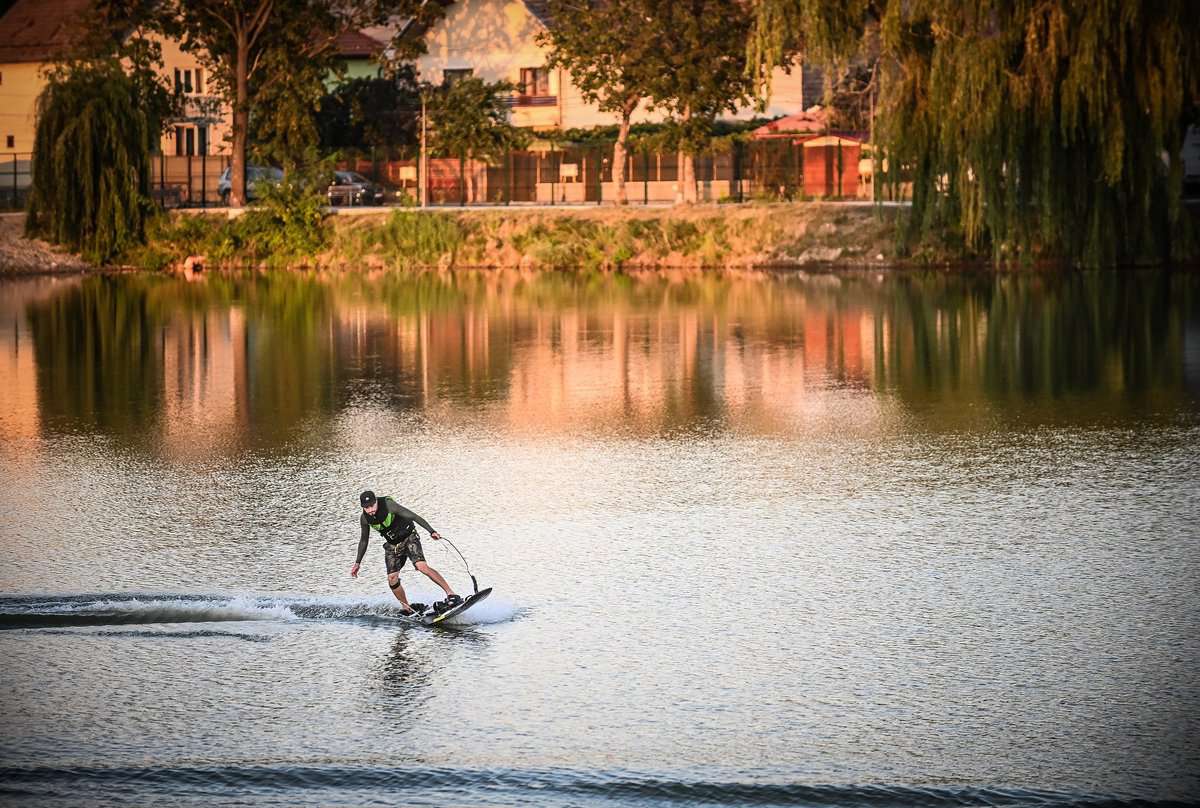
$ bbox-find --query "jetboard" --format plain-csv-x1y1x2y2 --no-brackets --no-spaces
408,587,492,626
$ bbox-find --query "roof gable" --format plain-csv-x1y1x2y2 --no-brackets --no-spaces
752,108,830,137
334,30,385,58
0,0,92,64
521,0,553,27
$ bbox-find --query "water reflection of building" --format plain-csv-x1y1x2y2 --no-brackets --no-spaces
324,286,889,435
11,273,896,450
501,297,883,433
16,272,1192,455
160,307,250,458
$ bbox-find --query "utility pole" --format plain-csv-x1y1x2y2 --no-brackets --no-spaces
420,92,427,208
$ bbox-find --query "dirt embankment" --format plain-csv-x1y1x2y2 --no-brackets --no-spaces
321,203,903,273
3,203,908,274
0,213,91,274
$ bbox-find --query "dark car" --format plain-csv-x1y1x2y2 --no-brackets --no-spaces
217,165,284,205
326,171,386,206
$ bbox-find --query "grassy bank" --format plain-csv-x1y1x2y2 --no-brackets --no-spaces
120,204,911,272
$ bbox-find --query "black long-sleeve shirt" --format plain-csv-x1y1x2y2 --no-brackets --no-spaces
355,497,436,564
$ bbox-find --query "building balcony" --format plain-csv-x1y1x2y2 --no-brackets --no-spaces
506,94,557,108
179,94,224,119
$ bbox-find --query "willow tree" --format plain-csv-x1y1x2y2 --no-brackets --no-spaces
26,59,163,264
748,0,1200,266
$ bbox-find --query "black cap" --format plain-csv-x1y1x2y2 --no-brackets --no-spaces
360,490,377,508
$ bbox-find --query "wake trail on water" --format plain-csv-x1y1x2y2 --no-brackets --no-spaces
0,763,1169,808
0,592,518,630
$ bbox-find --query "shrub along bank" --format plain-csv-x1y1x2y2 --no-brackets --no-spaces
122,203,908,272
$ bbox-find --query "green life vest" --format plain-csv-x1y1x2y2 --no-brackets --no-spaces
369,511,395,532
367,499,413,543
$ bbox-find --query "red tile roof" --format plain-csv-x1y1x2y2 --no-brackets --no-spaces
752,108,831,138
0,0,93,64
333,29,384,58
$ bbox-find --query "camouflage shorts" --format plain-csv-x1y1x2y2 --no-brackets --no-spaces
383,534,425,574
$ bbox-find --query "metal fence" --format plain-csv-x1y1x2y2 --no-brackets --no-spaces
0,154,33,211
0,152,232,210
4,139,892,211
150,153,231,207
337,140,876,206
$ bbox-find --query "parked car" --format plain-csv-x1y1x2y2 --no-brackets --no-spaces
217,165,284,205
326,171,386,206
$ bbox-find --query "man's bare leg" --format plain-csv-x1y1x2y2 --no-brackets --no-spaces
387,573,417,612
414,561,456,598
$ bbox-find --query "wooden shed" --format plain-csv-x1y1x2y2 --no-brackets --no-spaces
801,134,864,199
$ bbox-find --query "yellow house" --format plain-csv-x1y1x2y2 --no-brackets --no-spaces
0,0,232,160
397,0,807,132
157,35,231,156
4,0,808,154
0,0,95,159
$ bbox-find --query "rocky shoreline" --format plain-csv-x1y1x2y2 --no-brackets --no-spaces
0,213,91,274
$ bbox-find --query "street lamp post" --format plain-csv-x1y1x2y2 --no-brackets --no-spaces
420,93,427,208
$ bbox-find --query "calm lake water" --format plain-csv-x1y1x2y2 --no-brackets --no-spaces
1,268,1198,807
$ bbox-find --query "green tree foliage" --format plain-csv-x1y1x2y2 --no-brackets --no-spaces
25,276,167,432
245,44,331,171
26,59,168,263
642,0,759,203
426,78,532,202
539,0,659,204
748,0,1200,266
317,69,422,158
541,0,758,204
102,0,444,206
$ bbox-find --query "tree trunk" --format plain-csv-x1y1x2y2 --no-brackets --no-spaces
677,104,697,205
231,35,250,208
612,97,637,206
682,152,697,203
464,154,475,204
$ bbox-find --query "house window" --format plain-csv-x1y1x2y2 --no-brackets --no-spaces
173,125,208,156
443,68,473,86
520,67,550,97
5,136,13,149
173,67,204,95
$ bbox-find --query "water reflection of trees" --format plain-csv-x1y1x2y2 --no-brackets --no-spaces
26,275,167,434
17,269,1197,452
872,271,1190,407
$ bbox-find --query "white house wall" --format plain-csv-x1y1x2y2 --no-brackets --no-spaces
413,0,807,132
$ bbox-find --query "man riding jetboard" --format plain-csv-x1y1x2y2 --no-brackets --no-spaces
350,490,461,617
